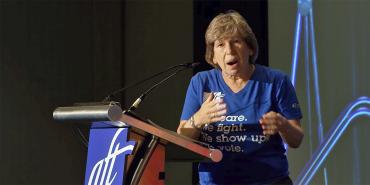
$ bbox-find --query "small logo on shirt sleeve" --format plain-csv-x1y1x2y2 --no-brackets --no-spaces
292,103,300,109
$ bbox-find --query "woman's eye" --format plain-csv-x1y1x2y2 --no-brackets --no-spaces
217,43,224,47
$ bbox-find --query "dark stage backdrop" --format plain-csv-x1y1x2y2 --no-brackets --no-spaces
0,1,123,184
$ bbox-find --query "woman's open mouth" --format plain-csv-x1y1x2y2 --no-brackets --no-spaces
226,60,238,66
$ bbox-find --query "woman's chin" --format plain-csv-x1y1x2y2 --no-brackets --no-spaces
223,70,240,78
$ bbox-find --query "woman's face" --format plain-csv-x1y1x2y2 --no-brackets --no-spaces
212,34,253,78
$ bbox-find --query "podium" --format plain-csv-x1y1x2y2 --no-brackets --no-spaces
53,102,222,185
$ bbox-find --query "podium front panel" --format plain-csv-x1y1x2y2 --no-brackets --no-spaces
84,122,135,185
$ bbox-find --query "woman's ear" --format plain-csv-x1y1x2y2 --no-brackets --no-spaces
248,46,254,56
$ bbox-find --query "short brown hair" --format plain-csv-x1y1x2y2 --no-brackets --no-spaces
205,11,259,67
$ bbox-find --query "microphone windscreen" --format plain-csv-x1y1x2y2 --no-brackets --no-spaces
190,62,201,68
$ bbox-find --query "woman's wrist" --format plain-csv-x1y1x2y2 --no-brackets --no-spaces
189,115,202,130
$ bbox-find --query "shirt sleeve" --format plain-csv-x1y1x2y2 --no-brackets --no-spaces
180,75,203,121
274,74,303,120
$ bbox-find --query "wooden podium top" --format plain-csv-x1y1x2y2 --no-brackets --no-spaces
120,113,222,162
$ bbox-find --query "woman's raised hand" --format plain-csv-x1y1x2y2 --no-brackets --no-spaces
193,93,227,128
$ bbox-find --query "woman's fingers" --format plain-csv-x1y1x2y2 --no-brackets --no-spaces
207,98,223,108
208,101,226,112
205,92,214,103
260,111,280,135
197,94,228,125
209,102,226,115
211,115,226,122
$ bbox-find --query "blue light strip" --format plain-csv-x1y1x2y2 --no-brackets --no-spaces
296,108,370,185
294,97,370,185
307,7,328,184
323,168,328,185
303,16,313,156
308,9,324,144
332,97,369,126
291,12,302,86
352,127,361,185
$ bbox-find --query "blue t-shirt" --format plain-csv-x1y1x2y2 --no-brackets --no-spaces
180,64,302,185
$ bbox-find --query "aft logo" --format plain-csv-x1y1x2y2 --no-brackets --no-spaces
85,126,135,185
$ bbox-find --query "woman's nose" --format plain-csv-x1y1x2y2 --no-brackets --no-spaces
225,43,234,54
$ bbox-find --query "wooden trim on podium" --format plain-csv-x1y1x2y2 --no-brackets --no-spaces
120,113,222,162
126,130,165,185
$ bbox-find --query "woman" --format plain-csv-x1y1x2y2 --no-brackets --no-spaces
177,11,304,185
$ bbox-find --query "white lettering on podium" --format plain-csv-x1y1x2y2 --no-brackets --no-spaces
88,128,134,185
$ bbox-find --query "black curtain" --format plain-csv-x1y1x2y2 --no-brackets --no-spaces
0,1,124,183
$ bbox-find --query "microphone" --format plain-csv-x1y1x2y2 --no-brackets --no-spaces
103,62,199,102
181,62,200,68
128,62,200,111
